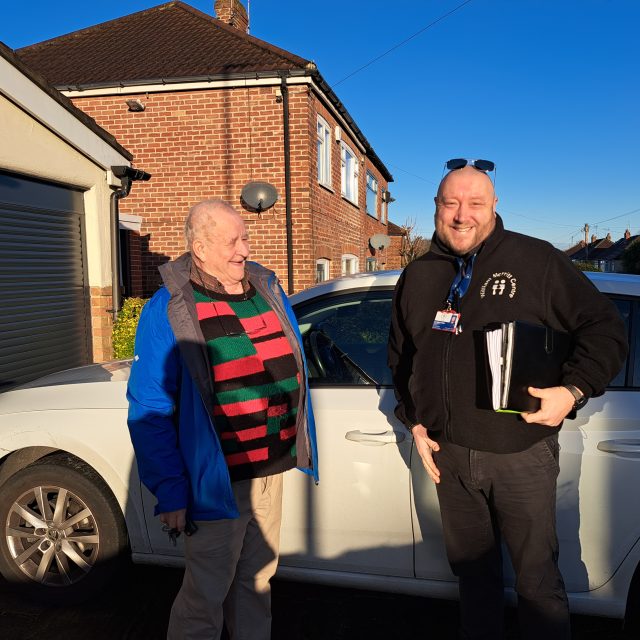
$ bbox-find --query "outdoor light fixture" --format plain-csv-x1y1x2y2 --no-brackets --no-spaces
126,99,146,112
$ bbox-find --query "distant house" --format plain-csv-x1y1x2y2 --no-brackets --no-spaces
17,0,396,297
0,41,137,384
566,230,639,272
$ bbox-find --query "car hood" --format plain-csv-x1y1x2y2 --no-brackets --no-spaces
0,361,132,414
13,361,132,390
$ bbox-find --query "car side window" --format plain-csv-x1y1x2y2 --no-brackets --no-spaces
607,296,639,388
295,291,393,386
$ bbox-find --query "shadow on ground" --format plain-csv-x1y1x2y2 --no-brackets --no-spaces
0,565,629,639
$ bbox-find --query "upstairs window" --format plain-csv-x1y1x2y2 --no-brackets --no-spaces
366,172,378,218
317,117,332,188
341,143,359,205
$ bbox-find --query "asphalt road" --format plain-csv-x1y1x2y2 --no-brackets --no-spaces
0,564,632,639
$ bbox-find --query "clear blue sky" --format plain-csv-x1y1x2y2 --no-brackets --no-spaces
3,0,639,248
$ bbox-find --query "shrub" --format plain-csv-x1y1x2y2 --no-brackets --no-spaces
112,297,148,359
573,261,602,272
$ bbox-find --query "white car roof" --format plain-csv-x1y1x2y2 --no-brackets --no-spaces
291,270,401,305
291,269,640,304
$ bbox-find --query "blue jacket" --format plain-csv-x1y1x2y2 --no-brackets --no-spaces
127,254,318,520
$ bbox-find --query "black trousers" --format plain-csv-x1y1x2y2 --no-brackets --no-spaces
434,435,571,640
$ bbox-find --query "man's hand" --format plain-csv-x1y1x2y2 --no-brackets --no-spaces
159,508,187,532
412,424,441,484
521,386,576,427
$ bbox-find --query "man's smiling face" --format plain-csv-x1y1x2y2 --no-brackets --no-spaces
434,166,498,256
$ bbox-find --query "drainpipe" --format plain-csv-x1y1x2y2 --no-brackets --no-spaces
109,166,151,321
280,74,294,295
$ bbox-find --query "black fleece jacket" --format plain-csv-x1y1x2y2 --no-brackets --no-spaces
388,215,628,453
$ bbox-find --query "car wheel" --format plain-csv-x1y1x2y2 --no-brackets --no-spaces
0,453,129,604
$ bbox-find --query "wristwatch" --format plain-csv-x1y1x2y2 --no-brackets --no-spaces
563,384,587,410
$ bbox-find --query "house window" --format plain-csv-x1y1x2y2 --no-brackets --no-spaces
341,253,359,276
381,189,388,224
340,143,359,205
316,258,330,283
366,172,378,218
317,116,331,187
366,257,377,271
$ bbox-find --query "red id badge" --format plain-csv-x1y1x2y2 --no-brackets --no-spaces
432,309,461,333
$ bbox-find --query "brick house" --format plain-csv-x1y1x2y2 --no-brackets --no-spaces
566,229,640,273
18,0,395,299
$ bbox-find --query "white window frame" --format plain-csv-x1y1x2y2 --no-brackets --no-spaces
366,257,378,272
340,142,359,205
315,258,330,283
317,116,332,188
366,171,378,218
381,189,388,224
341,253,359,276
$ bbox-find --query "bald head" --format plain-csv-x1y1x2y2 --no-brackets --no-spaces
434,166,498,256
185,199,240,251
437,165,495,200
186,199,250,291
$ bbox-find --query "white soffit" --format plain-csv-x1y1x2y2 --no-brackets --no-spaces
0,55,130,170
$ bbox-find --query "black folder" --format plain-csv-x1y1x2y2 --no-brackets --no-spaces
485,321,572,413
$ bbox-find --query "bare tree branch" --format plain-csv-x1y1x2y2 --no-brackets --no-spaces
399,218,430,266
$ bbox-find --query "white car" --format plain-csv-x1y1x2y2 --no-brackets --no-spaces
0,271,638,628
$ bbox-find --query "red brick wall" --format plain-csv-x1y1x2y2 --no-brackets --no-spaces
309,96,390,280
72,83,393,296
386,235,405,270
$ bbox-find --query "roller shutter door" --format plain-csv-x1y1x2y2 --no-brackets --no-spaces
0,170,90,390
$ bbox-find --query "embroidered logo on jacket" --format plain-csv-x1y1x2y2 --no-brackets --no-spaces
480,272,517,299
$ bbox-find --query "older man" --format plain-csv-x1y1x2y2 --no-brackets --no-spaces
388,159,627,639
127,199,317,640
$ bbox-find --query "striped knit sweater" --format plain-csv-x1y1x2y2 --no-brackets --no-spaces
192,280,300,482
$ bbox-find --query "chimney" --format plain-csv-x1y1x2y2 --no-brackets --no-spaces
625,229,631,240
591,234,597,243
214,0,249,33
606,232,612,241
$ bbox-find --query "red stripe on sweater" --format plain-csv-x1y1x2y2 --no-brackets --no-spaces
240,310,279,335
254,336,294,361
213,356,264,381
267,402,289,417
195,300,234,321
226,447,269,466
279,425,297,440
214,396,269,417
220,425,268,442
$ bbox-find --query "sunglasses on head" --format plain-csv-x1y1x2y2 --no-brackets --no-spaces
446,158,495,173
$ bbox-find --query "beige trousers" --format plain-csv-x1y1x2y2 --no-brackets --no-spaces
167,473,283,640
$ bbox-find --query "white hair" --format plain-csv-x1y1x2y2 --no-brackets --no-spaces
184,199,236,250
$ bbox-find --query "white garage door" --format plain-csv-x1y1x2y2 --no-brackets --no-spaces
0,170,90,390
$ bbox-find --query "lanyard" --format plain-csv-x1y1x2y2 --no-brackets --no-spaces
446,254,476,310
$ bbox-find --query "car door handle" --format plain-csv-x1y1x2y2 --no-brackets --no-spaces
597,439,640,455
345,430,406,446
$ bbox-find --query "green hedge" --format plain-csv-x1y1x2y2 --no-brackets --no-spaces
112,297,148,359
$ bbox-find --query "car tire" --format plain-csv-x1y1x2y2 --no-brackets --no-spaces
0,452,129,604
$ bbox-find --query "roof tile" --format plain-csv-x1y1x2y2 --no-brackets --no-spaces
17,1,310,87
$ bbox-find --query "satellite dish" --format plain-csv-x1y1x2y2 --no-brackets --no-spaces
369,234,391,250
241,181,278,212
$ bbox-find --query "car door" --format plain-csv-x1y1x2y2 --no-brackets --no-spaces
551,294,640,594
279,289,415,577
413,290,640,596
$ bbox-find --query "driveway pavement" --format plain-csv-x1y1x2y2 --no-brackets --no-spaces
0,565,631,639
